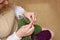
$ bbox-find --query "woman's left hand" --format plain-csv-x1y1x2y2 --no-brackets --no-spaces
24,12,36,22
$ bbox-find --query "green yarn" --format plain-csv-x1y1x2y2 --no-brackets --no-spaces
18,18,30,40
18,18,26,28
34,24,42,35
18,17,30,29
21,36,31,40
18,17,42,40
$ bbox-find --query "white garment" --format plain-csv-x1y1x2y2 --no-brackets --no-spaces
7,6,25,40
7,32,21,40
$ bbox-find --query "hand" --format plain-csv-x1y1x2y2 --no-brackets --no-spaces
0,0,8,9
24,12,36,22
16,22,34,38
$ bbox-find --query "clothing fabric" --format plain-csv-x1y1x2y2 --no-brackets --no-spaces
7,6,25,40
0,6,25,40
7,32,22,40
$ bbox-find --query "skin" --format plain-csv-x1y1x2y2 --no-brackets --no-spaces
0,0,8,9
0,0,35,38
16,12,35,38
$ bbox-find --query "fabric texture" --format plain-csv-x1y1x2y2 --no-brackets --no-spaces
7,32,22,40
0,9,15,38
0,6,25,40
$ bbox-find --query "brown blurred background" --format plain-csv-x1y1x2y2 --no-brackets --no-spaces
15,0,60,40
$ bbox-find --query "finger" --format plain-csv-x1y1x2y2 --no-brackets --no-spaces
25,12,34,21
27,26,34,33
32,13,37,22
22,21,33,28
29,12,35,22
23,21,34,31
28,21,34,28
31,12,34,21
27,26,34,34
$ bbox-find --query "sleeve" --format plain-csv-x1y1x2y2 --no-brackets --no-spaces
7,32,22,40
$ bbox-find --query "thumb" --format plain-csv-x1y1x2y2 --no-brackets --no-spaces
28,21,34,28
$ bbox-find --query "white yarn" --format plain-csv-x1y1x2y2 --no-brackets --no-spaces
15,6,25,19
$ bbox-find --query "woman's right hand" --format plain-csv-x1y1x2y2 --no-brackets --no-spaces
16,22,34,38
16,12,35,38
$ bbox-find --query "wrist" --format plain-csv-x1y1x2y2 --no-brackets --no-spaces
16,32,23,38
